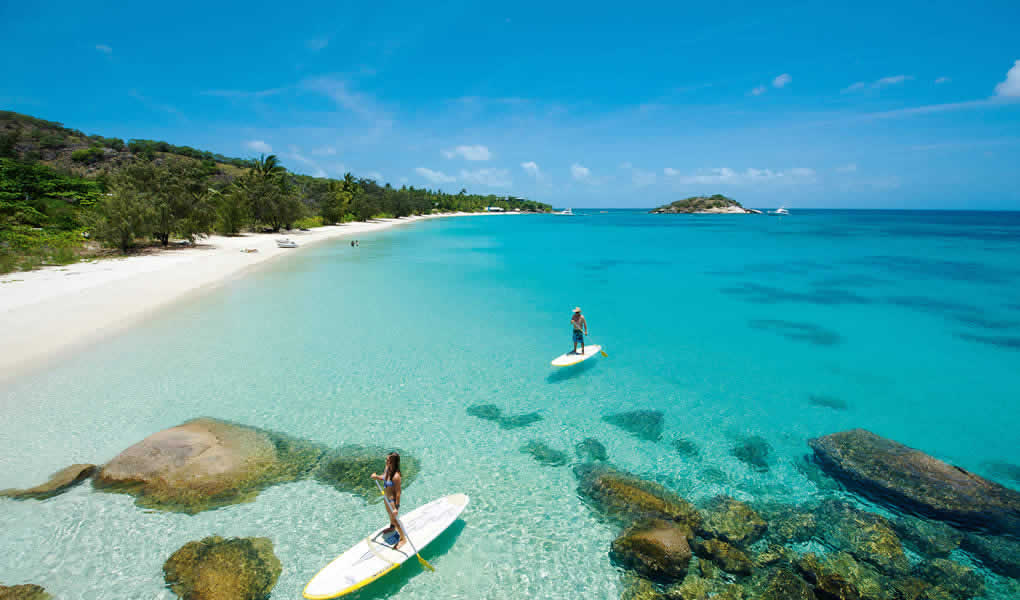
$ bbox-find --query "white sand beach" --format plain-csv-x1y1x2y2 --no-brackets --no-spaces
0,212,511,383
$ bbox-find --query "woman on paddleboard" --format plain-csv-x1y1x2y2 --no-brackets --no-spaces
571,307,588,354
371,452,405,548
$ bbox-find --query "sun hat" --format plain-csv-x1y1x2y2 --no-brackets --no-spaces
573,307,581,312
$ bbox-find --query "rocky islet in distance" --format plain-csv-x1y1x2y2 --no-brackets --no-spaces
649,194,760,214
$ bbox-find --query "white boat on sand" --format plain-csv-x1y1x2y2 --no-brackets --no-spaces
276,239,298,248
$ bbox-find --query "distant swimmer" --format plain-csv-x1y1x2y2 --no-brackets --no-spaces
571,307,588,354
370,452,405,549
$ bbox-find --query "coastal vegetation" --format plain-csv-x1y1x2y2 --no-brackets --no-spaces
0,110,550,273
650,194,754,214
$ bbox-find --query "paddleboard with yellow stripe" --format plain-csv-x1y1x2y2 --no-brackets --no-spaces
303,493,469,599
550,344,603,367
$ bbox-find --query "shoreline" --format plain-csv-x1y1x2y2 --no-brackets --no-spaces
0,212,517,384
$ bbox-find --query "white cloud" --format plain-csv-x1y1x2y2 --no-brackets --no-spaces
570,163,591,181
415,167,456,184
313,168,327,178
306,38,329,52
399,177,408,184
312,146,336,156
876,75,911,87
663,167,816,185
442,145,491,161
836,163,858,173
995,60,1020,97
301,76,392,127
365,171,383,181
246,140,272,153
95,44,112,55
663,167,679,176
935,76,951,84
750,85,767,96
843,75,913,93
773,73,792,88
459,168,511,187
521,161,542,178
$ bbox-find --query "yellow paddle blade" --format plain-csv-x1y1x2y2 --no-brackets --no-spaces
600,350,608,357
418,555,435,571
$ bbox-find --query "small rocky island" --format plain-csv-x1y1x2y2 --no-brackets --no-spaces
650,195,761,214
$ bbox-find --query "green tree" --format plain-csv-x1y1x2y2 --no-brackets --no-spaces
90,185,154,251
215,188,248,235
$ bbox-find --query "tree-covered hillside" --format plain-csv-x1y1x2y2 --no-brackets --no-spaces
0,111,550,273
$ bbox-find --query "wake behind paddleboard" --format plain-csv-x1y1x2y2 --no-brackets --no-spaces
303,493,469,599
551,344,603,367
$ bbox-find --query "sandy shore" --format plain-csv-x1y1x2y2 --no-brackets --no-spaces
0,212,511,383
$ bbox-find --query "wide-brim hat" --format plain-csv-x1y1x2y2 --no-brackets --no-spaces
573,307,581,312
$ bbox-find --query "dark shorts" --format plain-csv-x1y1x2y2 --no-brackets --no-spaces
573,329,584,343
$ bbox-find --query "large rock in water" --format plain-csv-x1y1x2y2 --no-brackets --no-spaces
809,429,1020,537
311,444,419,500
94,418,323,513
1,464,96,500
574,463,702,530
698,496,767,547
610,519,693,582
0,585,52,600
163,536,282,600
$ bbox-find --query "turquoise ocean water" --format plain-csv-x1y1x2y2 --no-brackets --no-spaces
2,210,1019,599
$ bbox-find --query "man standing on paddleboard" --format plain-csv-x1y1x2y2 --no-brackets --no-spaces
571,307,588,355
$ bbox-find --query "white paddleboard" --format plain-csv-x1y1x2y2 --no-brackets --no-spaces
551,344,603,367
303,493,469,599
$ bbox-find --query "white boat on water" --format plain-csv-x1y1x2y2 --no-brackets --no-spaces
554,208,574,215
276,238,298,248
768,207,790,215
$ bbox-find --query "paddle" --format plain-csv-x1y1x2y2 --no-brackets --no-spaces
374,479,435,572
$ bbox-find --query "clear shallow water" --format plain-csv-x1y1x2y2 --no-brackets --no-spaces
2,210,1019,599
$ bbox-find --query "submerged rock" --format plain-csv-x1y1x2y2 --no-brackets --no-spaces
94,418,323,513
698,496,767,548
0,584,52,600
466,404,501,420
914,558,984,600
757,569,815,600
521,441,569,466
0,463,96,500
794,456,840,491
575,438,608,462
730,436,771,472
796,551,895,600
809,429,1020,536
574,463,702,530
808,394,849,410
603,410,664,442
892,515,963,558
163,536,281,600
466,404,543,429
758,503,818,544
620,576,667,600
611,520,693,582
672,437,699,458
312,445,419,500
666,572,745,600
815,499,910,575
691,538,754,576
754,544,796,569
959,532,1020,578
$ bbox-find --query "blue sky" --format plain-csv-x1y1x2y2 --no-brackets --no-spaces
2,0,1019,208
